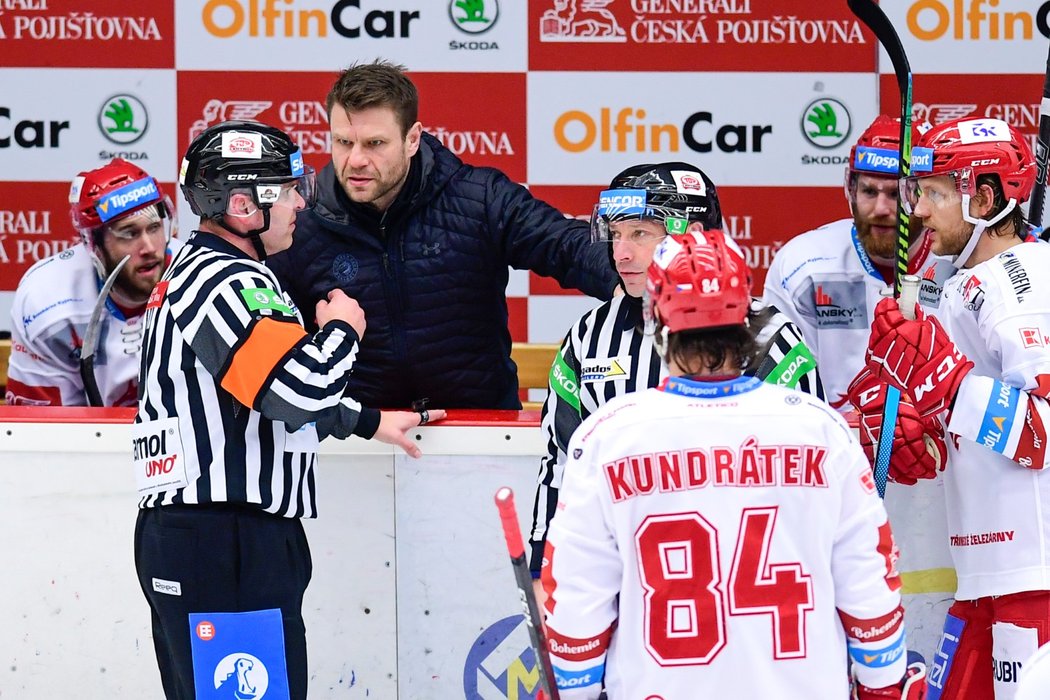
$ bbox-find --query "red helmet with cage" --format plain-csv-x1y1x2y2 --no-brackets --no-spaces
645,228,750,334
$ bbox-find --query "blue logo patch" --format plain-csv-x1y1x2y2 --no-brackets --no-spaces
289,149,304,177
855,146,900,174
332,253,359,284
96,177,159,222
911,147,934,173
597,188,647,218
849,635,906,668
463,615,543,700
554,664,604,690
189,609,290,699
977,380,1019,453
927,613,966,700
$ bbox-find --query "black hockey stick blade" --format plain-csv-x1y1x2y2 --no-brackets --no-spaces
848,0,914,497
494,487,560,700
1032,39,1050,236
80,253,130,407
848,0,910,94
848,0,912,294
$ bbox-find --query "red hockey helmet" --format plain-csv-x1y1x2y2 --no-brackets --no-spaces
844,115,927,208
69,158,174,275
900,117,1035,264
904,116,1035,208
849,115,903,177
645,227,750,334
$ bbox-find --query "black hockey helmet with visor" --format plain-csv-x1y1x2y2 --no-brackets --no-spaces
180,120,316,240
591,162,722,245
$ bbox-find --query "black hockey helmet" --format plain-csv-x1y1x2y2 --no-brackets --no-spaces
591,162,722,243
179,119,315,224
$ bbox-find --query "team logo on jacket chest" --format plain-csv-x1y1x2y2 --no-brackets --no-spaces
803,280,867,329
332,253,358,283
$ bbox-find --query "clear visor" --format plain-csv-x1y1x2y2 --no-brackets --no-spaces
898,168,971,216
102,197,177,243
590,203,690,244
254,167,317,211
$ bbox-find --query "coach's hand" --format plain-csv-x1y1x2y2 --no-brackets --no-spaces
373,409,447,458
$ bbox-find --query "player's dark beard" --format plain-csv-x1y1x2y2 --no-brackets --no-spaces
855,219,897,261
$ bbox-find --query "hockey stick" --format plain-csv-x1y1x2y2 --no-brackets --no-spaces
80,254,130,407
847,0,914,498
1032,39,1050,237
494,487,560,700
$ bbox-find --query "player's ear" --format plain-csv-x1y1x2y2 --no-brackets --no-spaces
970,181,996,219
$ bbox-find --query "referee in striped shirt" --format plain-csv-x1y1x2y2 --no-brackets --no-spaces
132,121,442,700
528,163,825,595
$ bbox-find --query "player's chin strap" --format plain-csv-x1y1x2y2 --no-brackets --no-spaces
952,195,1017,268
217,208,272,262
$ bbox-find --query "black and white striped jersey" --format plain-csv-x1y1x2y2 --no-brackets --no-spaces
528,295,825,571
134,232,377,518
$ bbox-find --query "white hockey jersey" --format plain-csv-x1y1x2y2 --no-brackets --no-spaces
7,241,180,407
543,376,907,700
928,241,1050,600
763,218,954,409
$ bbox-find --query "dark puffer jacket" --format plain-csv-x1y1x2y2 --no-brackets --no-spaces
267,133,617,409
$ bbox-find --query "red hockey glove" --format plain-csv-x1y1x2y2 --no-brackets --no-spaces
866,297,973,419
853,659,927,700
846,368,947,485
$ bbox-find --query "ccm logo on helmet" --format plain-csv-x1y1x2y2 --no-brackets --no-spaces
226,173,259,181
970,158,1001,166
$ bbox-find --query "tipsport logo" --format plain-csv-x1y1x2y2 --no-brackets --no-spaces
97,93,149,146
463,615,544,700
96,177,159,222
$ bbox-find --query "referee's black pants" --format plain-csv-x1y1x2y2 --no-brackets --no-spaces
134,504,312,700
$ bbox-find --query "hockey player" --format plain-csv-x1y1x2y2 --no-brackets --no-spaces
7,159,180,406
862,117,1050,700
134,121,442,700
763,115,954,410
541,228,925,699
528,162,824,593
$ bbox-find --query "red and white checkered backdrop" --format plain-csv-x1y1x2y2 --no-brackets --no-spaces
1,0,1047,345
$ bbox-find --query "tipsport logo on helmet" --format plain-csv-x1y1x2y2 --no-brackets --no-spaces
598,188,646,218
95,177,159,223
854,146,935,174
